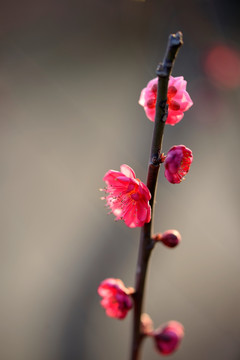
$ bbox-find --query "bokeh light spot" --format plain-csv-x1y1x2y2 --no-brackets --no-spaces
204,45,240,89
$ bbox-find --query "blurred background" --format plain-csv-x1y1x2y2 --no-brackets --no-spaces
1,0,240,359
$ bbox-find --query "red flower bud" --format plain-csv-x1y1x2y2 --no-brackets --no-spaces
153,321,184,355
98,278,133,319
164,145,193,184
161,229,181,248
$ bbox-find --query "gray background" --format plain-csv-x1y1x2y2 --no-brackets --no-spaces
1,0,240,359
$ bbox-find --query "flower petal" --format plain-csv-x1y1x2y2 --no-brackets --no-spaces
120,164,136,179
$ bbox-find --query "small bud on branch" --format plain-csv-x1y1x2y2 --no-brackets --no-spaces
154,229,182,248
153,321,184,355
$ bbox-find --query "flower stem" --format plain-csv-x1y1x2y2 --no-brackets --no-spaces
130,32,183,360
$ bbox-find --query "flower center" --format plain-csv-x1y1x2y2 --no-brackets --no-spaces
167,86,177,98
169,100,180,111
147,98,156,108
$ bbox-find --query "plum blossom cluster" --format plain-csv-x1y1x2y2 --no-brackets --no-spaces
138,76,194,184
98,61,193,358
139,76,193,125
98,279,184,356
100,78,193,230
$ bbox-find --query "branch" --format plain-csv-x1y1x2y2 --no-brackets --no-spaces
130,31,183,360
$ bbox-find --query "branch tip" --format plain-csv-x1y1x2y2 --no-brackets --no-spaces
170,31,183,47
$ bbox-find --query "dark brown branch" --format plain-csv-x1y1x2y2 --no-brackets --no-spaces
130,31,183,360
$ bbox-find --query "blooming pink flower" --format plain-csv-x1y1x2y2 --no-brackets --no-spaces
153,321,184,355
98,278,133,319
139,76,193,125
102,164,151,228
164,145,193,184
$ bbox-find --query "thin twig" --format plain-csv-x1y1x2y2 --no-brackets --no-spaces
130,31,183,360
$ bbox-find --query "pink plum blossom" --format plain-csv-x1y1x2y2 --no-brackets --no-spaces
139,76,193,125
98,278,133,319
164,145,193,184
153,321,184,355
102,164,151,228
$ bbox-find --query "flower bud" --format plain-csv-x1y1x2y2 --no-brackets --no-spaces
140,313,154,335
164,145,193,184
153,321,184,355
161,229,181,248
98,278,133,319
